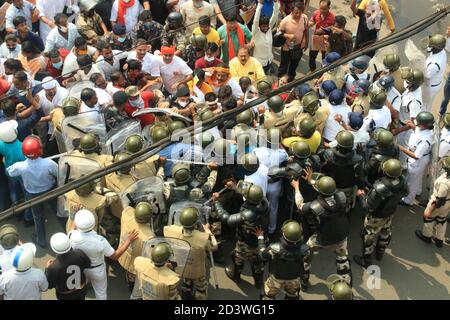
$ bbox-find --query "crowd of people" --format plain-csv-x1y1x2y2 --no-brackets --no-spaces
0,0,448,301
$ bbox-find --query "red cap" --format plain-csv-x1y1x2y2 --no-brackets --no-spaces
22,136,43,159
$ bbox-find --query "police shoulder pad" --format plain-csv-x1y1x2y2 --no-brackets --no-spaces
334,191,347,206
374,179,393,197
241,208,257,222
310,200,326,216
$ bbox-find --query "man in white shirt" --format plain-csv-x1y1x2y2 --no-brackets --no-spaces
157,45,193,95
322,89,351,142
110,0,143,34
96,43,128,81
252,0,280,74
180,0,216,36
208,65,245,101
439,114,450,159
5,0,36,33
44,13,81,53
61,36,99,79
126,39,160,78
79,88,101,114
37,76,68,139
69,209,138,300
0,243,48,300
361,88,392,133
63,54,104,86
36,0,71,43
0,34,21,59
377,74,401,116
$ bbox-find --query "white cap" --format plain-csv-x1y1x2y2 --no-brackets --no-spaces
10,243,36,271
42,76,58,90
0,120,18,143
50,232,71,254
74,209,96,232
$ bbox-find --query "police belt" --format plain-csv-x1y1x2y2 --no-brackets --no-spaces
57,283,86,294
431,81,442,87
268,177,281,183
89,263,105,269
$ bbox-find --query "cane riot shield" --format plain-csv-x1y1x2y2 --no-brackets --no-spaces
57,155,102,218
61,111,109,154
67,80,95,99
132,108,193,124
105,119,141,155
120,177,167,214
168,201,210,227
404,39,426,72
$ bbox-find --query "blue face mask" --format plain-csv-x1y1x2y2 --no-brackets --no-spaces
117,37,126,43
52,61,63,69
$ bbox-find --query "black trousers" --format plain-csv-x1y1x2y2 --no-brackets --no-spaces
278,49,302,81
56,287,87,300
308,50,326,71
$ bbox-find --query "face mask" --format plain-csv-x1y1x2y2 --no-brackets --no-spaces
7,47,16,52
58,26,68,33
193,1,203,8
178,100,189,108
205,55,214,62
117,37,126,43
52,61,63,69
426,47,433,53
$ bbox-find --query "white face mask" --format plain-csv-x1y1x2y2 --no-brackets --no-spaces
178,100,189,108
205,55,214,62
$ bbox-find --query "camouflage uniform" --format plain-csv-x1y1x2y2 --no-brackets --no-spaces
162,25,188,53
132,20,164,52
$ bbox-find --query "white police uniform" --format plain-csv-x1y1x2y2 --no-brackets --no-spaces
423,49,447,112
0,267,48,300
0,246,18,275
68,229,115,300
386,86,402,113
253,147,289,234
402,128,433,205
397,87,423,166
244,163,269,197
361,106,392,133
439,127,450,159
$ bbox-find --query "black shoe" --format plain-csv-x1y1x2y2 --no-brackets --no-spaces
225,265,241,282
415,230,431,244
300,278,309,292
399,200,412,206
253,275,263,290
353,255,371,268
23,219,35,228
375,251,384,261
433,238,444,248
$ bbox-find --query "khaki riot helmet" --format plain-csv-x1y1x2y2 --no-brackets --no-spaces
168,121,186,133
256,78,272,96
134,201,153,224
245,184,264,204
267,95,285,113
62,97,81,116
374,129,394,149
179,207,199,228
290,141,311,159
201,131,215,148
75,179,96,197
327,274,353,300
302,91,320,115
336,130,354,150
200,109,215,122
382,159,402,179
125,134,143,153
382,53,401,72
114,152,132,174
78,0,99,12
299,116,316,138
190,34,207,49
79,133,99,153
428,34,446,51
281,220,303,243
441,156,450,173
236,109,254,126
151,243,171,266
315,176,336,196
402,68,424,91
240,153,259,174
0,224,19,250
212,138,229,159
171,163,191,185
368,85,387,108
151,126,170,143
443,113,450,129
265,127,281,146
416,111,434,129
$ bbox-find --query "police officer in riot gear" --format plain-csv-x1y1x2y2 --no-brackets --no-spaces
291,171,351,287
72,133,113,168
163,207,217,300
256,220,310,300
321,130,364,214
295,92,329,135
353,159,408,268
382,53,404,94
364,129,400,186
213,181,269,289
133,243,181,300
